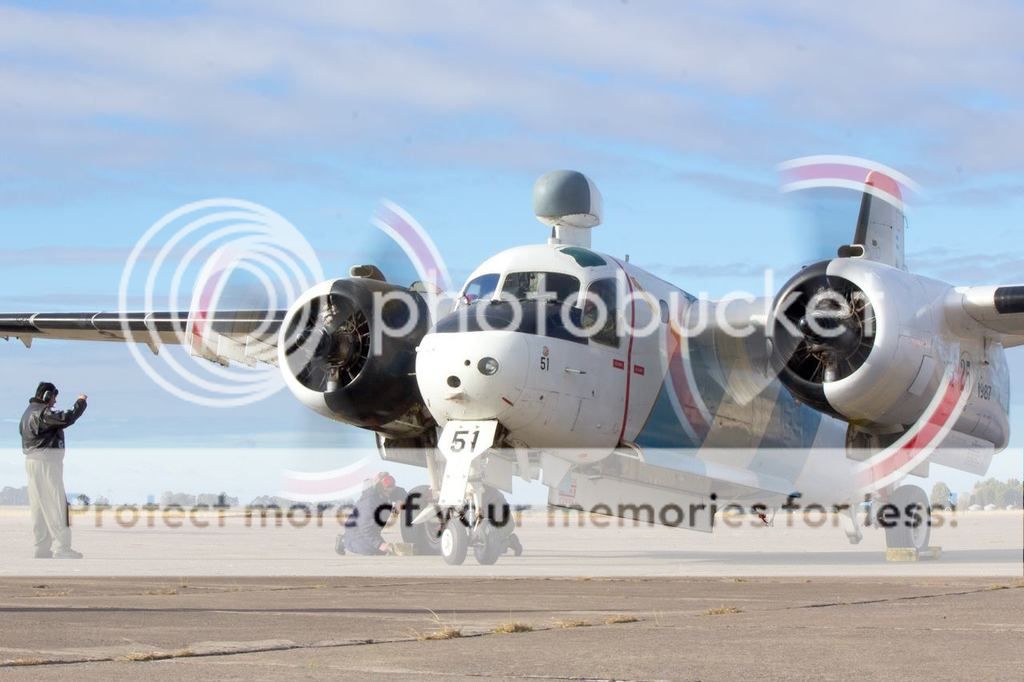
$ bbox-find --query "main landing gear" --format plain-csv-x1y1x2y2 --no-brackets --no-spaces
875,484,932,553
400,485,444,556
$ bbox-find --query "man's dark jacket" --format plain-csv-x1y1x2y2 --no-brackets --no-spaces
20,398,87,462
343,485,405,555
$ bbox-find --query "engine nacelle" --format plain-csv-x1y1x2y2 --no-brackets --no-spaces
771,258,953,428
278,276,433,437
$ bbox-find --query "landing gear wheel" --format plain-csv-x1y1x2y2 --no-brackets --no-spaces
399,485,442,555
440,518,469,565
473,487,515,565
879,485,931,552
473,523,505,565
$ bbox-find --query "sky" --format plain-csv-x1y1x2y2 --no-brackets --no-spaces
0,0,1022,503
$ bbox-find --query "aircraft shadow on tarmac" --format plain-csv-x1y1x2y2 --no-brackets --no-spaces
529,549,1023,565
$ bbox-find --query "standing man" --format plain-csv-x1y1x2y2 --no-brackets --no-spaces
19,382,88,559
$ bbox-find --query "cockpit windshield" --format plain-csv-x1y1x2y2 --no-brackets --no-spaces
434,298,588,345
441,271,587,344
462,273,500,303
500,271,580,304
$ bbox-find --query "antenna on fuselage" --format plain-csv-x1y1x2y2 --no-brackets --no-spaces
533,170,602,248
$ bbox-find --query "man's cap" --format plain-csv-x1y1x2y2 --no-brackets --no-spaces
35,382,58,401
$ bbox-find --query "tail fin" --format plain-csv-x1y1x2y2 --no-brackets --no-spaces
845,171,906,269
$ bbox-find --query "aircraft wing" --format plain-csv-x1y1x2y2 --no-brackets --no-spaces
685,296,776,405
0,309,286,367
957,285,1024,348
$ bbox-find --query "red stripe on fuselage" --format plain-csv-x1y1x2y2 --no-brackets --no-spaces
861,372,965,485
666,325,711,437
612,260,635,443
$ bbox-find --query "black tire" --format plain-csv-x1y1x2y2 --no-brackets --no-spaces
471,532,503,561
399,485,442,555
878,485,931,551
481,487,514,528
473,488,514,565
440,518,469,565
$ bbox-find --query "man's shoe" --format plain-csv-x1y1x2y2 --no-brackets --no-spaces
53,549,83,559
34,550,53,559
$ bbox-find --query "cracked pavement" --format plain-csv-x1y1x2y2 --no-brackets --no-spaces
0,577,1022,680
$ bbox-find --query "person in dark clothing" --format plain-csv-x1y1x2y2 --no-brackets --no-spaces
19,382,88,559
339,472,407,556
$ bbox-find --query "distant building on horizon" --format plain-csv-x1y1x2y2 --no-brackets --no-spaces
0,486,28,505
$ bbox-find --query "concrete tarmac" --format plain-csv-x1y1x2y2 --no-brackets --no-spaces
1,508,1021,577
0,576,1022,680
1,509,1021,679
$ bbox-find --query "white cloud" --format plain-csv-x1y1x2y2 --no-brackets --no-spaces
907,247,1024,284
0,1,1022,188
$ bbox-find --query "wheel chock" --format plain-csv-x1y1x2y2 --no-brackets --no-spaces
388,542,416,556
886,546,942,562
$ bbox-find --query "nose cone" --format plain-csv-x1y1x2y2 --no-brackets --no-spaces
416,331,530,423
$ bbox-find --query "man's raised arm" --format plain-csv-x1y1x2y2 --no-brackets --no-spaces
41,395,88,429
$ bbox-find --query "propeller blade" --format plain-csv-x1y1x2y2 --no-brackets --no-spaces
785,187,863,266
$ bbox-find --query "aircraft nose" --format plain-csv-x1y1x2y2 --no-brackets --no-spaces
415,331,530,423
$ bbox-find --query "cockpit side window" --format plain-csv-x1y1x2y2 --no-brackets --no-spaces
462,273,500,303
501,271,580,304
583,278,620,347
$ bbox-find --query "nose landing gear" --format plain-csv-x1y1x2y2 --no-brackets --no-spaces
440,517,470,565
437,487,519,566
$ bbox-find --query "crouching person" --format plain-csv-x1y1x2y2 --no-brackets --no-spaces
338,472,406,556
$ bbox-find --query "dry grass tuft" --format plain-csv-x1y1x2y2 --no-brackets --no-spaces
492,622,533,634
417,626,463,641
118,651,172,662
702,606,742,616
412,609,464,641
604,615,640,624
117,648,193,662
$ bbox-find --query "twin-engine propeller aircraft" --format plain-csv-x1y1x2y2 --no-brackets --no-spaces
3,170,1021,564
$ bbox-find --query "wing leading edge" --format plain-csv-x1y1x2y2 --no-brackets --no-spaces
0,309,286,366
